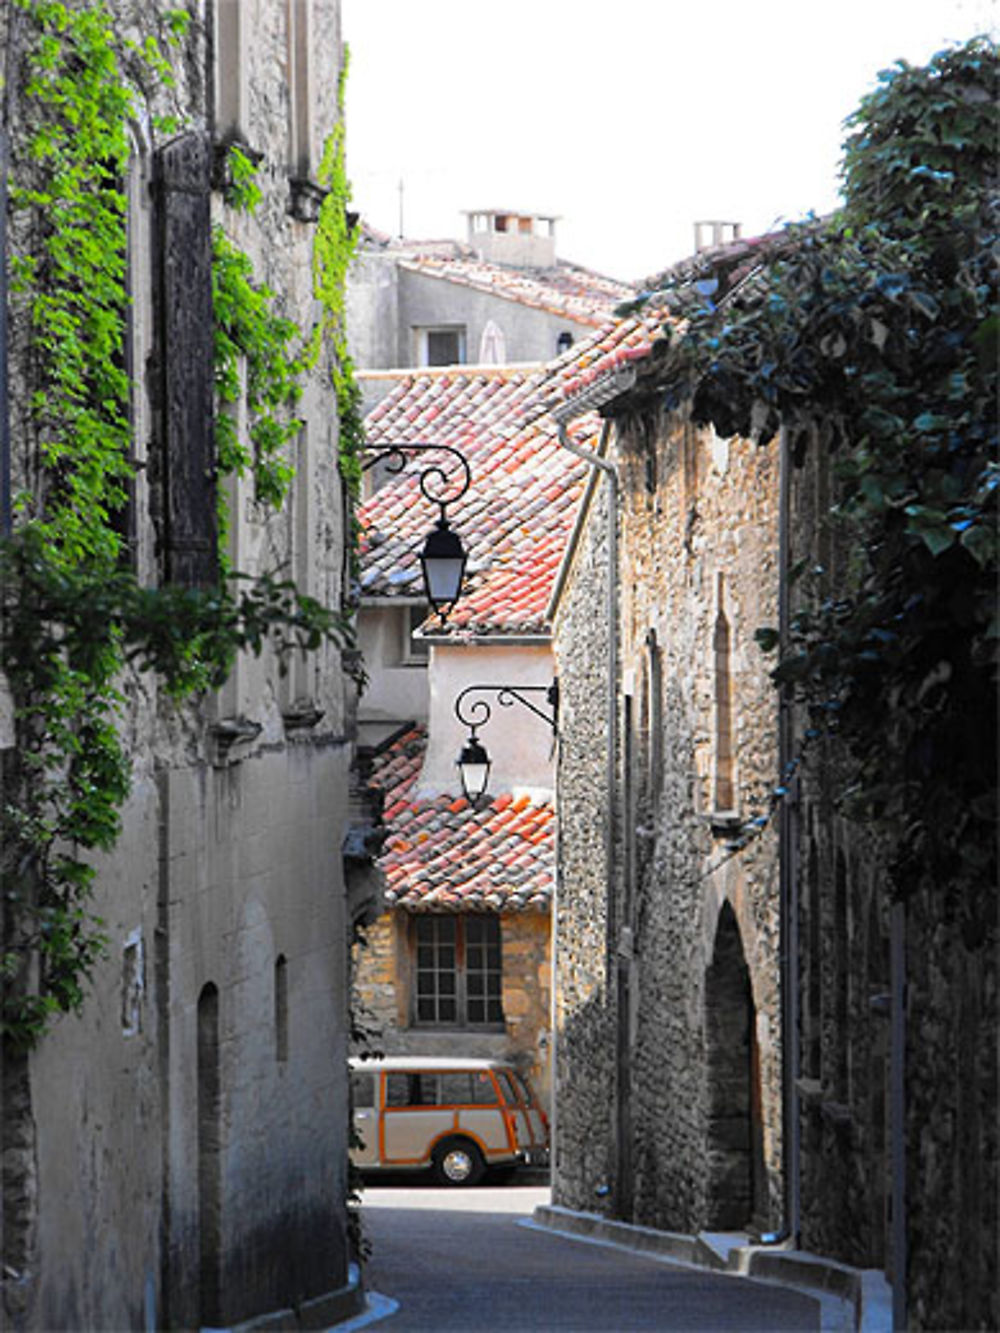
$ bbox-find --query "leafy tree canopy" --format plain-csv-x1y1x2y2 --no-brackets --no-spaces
646,38,998,941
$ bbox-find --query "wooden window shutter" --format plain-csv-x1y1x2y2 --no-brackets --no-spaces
154,132,217,587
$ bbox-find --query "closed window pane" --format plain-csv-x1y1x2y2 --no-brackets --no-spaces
438,1072,472,1104
465,917,502,1027
386,1073,413,1107
412,915,503,1028
497,1072,519,1106
472,1072,498,1104
414,1074,438,1106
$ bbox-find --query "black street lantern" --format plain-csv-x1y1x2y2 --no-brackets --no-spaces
453,682,559,804
456,733,492,804
420,514,467,625
361,442,472,624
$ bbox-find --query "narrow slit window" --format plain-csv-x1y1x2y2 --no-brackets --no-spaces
714,603,734,811
275,954,288,1063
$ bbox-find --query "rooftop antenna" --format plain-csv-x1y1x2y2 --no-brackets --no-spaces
397,177,404,239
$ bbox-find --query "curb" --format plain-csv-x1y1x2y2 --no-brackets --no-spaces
531,1205,891,1333
227,1263,367,1332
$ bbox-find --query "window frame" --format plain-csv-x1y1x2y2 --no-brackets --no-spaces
410,914,504,1031
412,325,467,368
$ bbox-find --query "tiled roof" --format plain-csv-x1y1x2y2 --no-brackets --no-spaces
397,252,633,328
356,224,633,327
358,316,671,634
359,360,594,635
369,726,552,915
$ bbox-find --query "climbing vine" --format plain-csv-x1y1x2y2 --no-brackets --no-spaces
314,49,364,497
0,1,357,1050
212,157,303,516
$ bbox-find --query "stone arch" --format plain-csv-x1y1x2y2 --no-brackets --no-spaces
704,901,761,1228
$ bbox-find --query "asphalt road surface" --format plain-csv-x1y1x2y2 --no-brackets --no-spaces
357,1182,822,1332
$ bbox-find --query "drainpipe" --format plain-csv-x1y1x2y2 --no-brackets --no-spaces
554,416,619,1199
777,426,801,1244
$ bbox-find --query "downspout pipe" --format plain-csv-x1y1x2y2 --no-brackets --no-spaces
553,416,619,1202
776,426,801,1245
556,418,617,923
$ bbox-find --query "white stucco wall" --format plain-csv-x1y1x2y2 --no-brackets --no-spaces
418,641,556,798
357,603,430,737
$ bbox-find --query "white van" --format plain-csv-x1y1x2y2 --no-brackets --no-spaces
349,1056,549,1186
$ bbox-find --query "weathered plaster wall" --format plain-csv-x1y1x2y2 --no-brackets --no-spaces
160,745,352,1329
346,249,401,411
397,269,590,368
356,602,430,738
420,641,555,799
2,4,356,1330
26,780,163,1333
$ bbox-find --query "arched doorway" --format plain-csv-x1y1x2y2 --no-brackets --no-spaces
704,902,762,1228
198,982,222,1326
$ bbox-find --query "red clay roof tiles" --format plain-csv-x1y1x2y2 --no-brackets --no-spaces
368,726,553,915
357,312,671,635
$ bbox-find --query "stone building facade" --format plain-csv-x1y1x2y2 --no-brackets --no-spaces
549,215,996,1329
347,210,633,412
786,447,998,1330
1,3,362,1329
551,381,784,1233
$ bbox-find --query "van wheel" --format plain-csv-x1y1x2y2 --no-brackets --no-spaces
432,1138,485,1186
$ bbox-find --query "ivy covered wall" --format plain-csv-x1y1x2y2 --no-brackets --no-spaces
0,2,365,1328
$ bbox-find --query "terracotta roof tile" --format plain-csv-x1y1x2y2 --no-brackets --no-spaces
368,728,552,915
396,252,633,328
358,301,680,635
359,360,594,634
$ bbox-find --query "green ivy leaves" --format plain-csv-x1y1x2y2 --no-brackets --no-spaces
651,38,998,930
1,6,359,1051
213,222,302,510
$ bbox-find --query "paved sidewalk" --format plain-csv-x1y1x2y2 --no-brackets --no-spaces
529,1204,893,1333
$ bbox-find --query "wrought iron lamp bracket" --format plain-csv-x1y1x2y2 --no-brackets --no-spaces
361,441,471,519
454,682,559,739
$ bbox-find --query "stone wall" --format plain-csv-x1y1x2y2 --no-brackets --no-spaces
788,452,998,1330
553,411,784,1233
1,4,357,1329
551,474,618,1208
352,908,552,1108
616,411,782,1235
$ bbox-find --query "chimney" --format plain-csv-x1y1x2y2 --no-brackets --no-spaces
464,209,559,268
694,220,742,253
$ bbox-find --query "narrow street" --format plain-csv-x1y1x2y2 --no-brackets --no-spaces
356,1183,823,1332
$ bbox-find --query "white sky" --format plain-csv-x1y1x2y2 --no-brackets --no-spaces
341,0,995,282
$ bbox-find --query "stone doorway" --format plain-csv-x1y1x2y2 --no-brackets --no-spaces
198,982,222,1326
704,902,762,1228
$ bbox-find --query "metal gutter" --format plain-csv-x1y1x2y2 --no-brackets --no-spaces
549,415,619,1201
777,427,801,1243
